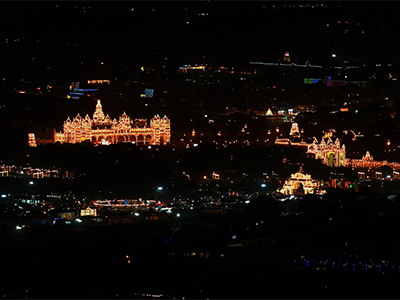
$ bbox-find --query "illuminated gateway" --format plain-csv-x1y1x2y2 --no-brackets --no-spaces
54,100,170,145
279,167,325,195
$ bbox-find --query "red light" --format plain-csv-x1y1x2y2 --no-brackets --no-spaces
36,87,40,90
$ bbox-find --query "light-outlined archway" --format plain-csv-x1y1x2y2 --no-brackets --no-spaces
137,134,144,145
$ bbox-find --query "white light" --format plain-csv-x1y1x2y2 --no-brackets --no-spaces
16,226,23,230
135,212,139,216
29,181,34,185
261,184,266,188
177,213,180,217
245,200,250,204
157,187,163,191
1,194,6,198
76,219,82,223
332,54,336,57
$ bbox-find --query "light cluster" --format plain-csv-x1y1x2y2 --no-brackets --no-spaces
54,100,170,145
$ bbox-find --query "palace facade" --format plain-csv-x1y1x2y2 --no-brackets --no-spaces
307,137,346,167
54,100,170,145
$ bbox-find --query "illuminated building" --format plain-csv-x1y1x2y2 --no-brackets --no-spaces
347,151,400,170
28,133,37,147
87,80,110,84
54,100,170,145
80,207,97,217
278,167,322,195
289,122,300,139
307,137,346,167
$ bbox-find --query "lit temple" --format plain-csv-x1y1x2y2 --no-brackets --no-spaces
289,122,300,139
54,100,170,145
279,167,322,195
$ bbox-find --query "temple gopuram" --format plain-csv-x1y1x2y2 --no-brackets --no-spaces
54,100,170,145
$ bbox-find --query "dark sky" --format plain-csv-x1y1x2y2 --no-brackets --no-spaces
1,1,399,68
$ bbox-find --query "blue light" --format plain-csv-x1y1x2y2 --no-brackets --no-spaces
145,89,154,98
74,89,99,92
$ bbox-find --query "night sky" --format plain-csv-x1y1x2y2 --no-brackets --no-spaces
1,1,400,70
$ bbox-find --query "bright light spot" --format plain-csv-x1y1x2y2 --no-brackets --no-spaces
245,200,250,204
76,219,82,223
1,194,6,198
177,213,180,217
16,226,23,230
261,184,266,188
135,212,139,216
29,181,34,185
157,187,163,191
332,54,336,57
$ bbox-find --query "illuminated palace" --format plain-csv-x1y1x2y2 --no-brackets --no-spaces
307,137,346,168
54,100,170,145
